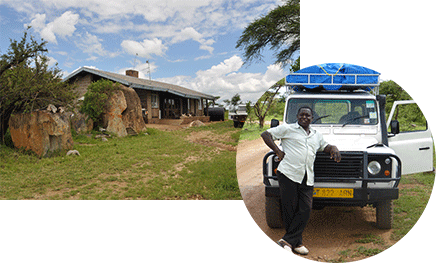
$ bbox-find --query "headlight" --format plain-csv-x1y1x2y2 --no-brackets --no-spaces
368,161,381,175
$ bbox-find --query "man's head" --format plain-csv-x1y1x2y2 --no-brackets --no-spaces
297,106,313,129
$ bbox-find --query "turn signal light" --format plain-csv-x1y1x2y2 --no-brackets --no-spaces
384,170,390,176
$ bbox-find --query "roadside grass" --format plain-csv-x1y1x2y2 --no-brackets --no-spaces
0,120,242,200
239,121,270,141
391,169,435,240
330,155,435,262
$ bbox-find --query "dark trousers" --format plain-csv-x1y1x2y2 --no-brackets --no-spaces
277,171,313,248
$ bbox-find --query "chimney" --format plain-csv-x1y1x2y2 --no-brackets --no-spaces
126,69,139,78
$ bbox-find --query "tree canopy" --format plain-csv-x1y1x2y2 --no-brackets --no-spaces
236,0,300,66
223,93,242,110
0,29,77,144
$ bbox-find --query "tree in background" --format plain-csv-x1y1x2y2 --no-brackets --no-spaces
253,78,285,129
252,58,300,128
236,0,300,66
0,29,77,144
223,93,242,111
379,80,426,128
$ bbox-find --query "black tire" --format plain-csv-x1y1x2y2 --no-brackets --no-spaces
265,196,283,228
233,121,239,128
376,200,393,229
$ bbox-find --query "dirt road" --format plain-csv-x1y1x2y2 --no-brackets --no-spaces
236,138,396,262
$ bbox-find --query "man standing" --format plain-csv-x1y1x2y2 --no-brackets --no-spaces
261,106,341,255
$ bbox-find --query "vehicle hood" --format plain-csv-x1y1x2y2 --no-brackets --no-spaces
323,134,379,151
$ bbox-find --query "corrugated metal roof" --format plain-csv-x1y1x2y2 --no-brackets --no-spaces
63,67,215,100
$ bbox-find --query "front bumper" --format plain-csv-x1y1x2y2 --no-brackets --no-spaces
263,150,402,207
265,185,399,206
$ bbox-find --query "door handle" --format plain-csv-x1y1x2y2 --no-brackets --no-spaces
419,147,430,150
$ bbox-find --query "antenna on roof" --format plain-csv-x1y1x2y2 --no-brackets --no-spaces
134,53,138,69
146,60,151,80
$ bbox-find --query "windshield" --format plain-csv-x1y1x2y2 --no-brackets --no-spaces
285,98,378,126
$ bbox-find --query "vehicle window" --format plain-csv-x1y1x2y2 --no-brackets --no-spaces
285,98,378,125
389,103,427,132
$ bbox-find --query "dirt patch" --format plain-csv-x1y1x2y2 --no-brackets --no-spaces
146,121,218,131
146,123,189,131
187,130,237,151
173,156,200,172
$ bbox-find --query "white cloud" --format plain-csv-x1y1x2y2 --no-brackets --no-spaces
46,56,58,67
117,61,157,79
121,38,167,58
169,27,215,54
76,32,112,56
171,27,203,43
28,11,79,44
157,55,285,103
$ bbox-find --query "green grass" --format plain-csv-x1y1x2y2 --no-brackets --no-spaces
329,154,435,262
351,246,384,257
0,120,242,200
354,234,385,245
239,122,269,141
391,170,435,240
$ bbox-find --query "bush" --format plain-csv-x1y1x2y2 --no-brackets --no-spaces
80,79,118,124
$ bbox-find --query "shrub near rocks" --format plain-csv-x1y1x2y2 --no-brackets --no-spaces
80,79,118,125
80,79,146,137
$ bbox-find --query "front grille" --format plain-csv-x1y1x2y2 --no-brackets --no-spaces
314,151,363,181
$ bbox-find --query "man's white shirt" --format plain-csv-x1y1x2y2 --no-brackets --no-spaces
267,122,329,186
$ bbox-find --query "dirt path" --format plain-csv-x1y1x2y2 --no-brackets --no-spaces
236,138,396,262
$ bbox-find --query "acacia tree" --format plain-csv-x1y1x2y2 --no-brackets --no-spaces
236,0,300,66
253,79,285,129
0,30,77,144
223,93,242,111
253,58,300,128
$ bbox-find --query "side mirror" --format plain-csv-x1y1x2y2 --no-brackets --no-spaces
391,120,400,134
270,119,279,128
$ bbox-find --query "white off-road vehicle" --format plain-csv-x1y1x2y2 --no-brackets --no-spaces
229,104,248,128
263,63,434,229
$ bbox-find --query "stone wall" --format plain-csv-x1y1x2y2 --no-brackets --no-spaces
74,73,93,98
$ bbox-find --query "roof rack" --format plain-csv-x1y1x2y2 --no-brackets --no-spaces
285,63,381,95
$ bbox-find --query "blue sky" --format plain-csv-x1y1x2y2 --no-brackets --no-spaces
0,0,291,104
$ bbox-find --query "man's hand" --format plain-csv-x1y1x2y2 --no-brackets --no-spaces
261,131,285,161
324,145,341,162
276,149,285,161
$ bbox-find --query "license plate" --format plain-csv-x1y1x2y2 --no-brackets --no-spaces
313,188,354,198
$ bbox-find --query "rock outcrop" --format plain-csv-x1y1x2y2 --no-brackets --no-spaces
8,110,74,157
70,109,93,133
101,85,146,137
102,89,128,137
120,85,147,135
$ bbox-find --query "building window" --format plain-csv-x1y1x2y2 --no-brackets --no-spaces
198,99,202,110
151,94,158,108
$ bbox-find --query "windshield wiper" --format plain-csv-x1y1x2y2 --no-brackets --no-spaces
341,115,369,127
313,115,330,123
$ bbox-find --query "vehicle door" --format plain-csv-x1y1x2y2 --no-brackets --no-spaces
387,100,434,175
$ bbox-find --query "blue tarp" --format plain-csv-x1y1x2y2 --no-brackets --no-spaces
286,63,380,91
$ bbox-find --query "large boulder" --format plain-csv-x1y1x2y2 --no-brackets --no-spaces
120,85,147,135
101,85,146,137
8,110,73,157
102,89,128,137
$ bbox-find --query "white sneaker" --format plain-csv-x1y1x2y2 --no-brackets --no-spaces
293,245,309,255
